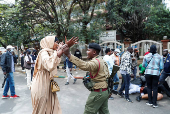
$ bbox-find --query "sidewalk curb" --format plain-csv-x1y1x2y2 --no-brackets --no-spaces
15,70,26,74
54,76,84,79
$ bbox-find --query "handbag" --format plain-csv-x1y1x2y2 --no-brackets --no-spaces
50,79,60,93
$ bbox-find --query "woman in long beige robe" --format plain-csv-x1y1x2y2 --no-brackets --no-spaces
31,36,63,114
31,35,78,114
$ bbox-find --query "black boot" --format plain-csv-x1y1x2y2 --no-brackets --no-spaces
73,79,77,84
112,90,118,95
65,82,69,85
136,96,141,102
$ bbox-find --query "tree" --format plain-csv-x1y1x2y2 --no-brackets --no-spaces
106,0,162,42
19,0,106,43
0,3,31,47
144,5,170,40
0,4,10,47
0,0,106,47
19,0,79,40
75,0,106,43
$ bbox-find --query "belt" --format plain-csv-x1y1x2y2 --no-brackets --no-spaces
94,88,107,92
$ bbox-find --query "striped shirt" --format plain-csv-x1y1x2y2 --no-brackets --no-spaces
142,53,164,76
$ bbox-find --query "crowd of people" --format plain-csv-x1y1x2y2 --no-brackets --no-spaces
103,46,170,108
1,45,38,99
0,36,170,114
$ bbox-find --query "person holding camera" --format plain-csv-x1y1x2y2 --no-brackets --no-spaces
63,43,110,114
1,45,19,98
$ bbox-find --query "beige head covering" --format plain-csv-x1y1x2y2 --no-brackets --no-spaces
33,36,58,78
40,36,55,49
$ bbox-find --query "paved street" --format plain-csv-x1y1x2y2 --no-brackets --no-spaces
0,69,170,114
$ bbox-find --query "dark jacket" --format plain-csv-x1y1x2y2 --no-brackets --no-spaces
31,54,37,62
164,53,170,73
13,55,18,64
0,54,2,62
1,51,14,73
74,50,82,59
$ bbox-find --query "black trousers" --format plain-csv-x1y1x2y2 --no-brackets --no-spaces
158,81,170,97
31,67,34,81
145,74,159,105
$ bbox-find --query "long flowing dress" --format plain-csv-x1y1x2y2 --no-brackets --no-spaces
31,49,62,114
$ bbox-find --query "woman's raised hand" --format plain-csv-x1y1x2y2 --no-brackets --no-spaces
56,42,64,51
62,44,71,58
58,42,64,49
65,36,79,47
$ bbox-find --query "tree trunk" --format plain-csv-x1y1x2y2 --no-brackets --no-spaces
82,22,88,44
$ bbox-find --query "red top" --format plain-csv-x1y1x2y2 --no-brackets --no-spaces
144,52,150,56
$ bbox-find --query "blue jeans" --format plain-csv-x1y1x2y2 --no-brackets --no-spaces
113,73,119,90
3,72,15,96
132,66,137,79
119,74,131,98
64,60,66,69
159,70,170,85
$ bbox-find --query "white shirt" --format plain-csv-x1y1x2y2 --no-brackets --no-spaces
110,54,116,63
103,55,114,75
110,53,120,64
24,55,34,67
20,53,24,58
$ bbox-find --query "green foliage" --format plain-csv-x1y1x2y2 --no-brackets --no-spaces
0,0,106,47
67,1,105,43
19,0,105,43
144,5,170,40
107,0,162,42
0,3,31,47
